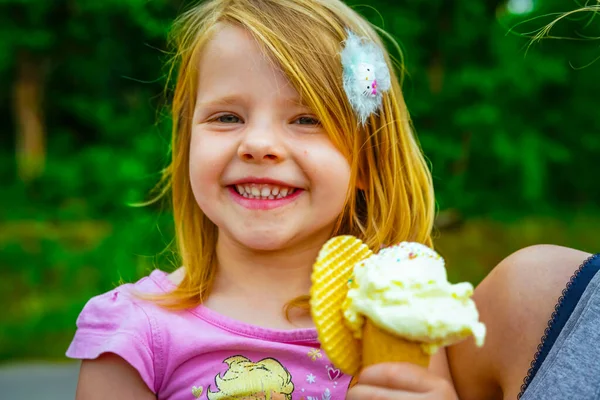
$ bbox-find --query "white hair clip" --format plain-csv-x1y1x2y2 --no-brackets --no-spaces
340,29,391,125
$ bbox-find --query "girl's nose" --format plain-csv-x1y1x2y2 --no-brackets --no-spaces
237,125,287,164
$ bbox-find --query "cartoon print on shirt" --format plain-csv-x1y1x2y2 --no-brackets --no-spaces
302,388,332,400
298,362,347,400
307,348,322,361
192,385,204,398
325,366,342,382
206,355,294,400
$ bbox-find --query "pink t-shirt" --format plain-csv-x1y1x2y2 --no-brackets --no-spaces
66,270,352,400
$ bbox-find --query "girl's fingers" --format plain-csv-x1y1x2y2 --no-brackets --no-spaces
357,363,434,392
346,384,415,400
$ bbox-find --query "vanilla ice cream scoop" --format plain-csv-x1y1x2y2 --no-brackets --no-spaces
342,242,486,355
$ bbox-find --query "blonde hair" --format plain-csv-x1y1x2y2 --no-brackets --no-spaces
207,356,294,400
155,0,435,309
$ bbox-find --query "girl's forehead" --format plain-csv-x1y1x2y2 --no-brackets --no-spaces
196,24,304,106
200,23,258,64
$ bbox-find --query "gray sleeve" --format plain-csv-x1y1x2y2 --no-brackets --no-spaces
520,270,600,400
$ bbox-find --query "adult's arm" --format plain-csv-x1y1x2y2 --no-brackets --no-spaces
448,244,591,400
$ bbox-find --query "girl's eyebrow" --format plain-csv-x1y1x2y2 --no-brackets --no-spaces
196,95,243,109
284,97,310,108
197,94,309,109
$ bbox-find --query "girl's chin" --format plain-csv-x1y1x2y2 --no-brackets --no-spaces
228,228,318,253
234,236,294,252
217,224,337,253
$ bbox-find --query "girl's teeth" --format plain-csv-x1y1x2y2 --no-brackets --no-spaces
234,184,297,199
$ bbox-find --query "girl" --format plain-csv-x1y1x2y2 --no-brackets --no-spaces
68,0,450,398
66,0,600,399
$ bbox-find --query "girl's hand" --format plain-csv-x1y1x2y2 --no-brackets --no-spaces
346,363,458,400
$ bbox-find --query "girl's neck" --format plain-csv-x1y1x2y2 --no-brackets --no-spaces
202,234,327,329
212,236,320,299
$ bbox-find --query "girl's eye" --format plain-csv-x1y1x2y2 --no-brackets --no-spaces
214,114,241,123
294,116,321,126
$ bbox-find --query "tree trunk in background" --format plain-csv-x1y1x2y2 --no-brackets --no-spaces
14,52,46,182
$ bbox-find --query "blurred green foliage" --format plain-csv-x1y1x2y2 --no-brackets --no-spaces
1,0,599,361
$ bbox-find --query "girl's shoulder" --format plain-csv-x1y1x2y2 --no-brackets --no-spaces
65,269,178,392
68,269,173,332
68,269,175,335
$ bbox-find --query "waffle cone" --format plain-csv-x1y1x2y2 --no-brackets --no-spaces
362,320,430,368
310,236,373,377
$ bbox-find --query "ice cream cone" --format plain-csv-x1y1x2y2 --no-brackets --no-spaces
311,237,485,386
348,320,431,388
362,320,430,368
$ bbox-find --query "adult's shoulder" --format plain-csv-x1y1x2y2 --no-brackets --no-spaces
448,244,592,400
